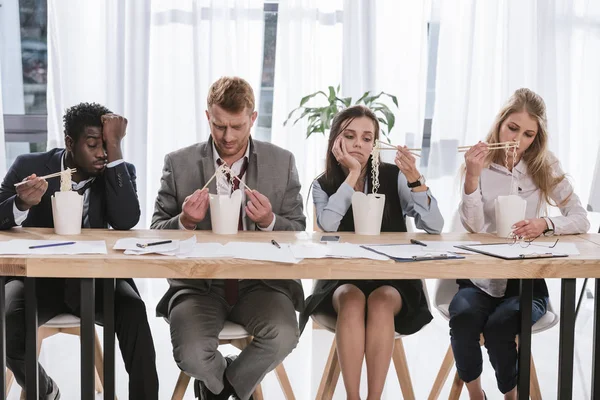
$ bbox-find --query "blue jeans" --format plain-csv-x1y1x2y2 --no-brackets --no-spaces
449,280,548,394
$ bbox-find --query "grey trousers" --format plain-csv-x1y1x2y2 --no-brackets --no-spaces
169,280,299,400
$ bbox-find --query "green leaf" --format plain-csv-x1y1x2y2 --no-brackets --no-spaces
380,107,396,133
328,86,337,102
356,91,370,104
336,84,341,93
300,91,328,106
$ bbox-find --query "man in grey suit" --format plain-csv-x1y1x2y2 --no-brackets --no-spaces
152,76,305,400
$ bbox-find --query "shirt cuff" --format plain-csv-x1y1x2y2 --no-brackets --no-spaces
178,214,196,230
462,187,482,207
257,213,276,231
106,159,125,168
13,201,29,226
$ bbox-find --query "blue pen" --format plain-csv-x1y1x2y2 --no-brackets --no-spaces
29,241,76,250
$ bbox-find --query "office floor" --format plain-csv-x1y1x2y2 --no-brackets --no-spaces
5,278,597,400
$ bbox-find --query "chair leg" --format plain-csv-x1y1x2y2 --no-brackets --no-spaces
6,368,14,394
171,371,191,400
94,330,104,393
530,355,542,400
274,363,296,400
253,383,264,400
428,344,455,400
316,338,341,400
392,337,415,400
448,370,464,400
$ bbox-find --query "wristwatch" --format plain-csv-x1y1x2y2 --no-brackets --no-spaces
542,217,555,237
407,175,426,189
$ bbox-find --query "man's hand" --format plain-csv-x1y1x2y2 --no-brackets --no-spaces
180,189,210,229
101,114,127,162
245,189,274,228
15,174,48,211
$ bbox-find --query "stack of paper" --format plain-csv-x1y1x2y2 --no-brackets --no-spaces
0,240,107,255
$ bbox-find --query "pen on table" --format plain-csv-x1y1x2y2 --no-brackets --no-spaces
29,241,76,249
136,240,173,248
410,239,427,247
271,239,281,249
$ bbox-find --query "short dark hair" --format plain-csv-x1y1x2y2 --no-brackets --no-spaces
63,102,111,142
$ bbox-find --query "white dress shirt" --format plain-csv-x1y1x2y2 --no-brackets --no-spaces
13,156,124,227
459,152,590,297
178,142,276,231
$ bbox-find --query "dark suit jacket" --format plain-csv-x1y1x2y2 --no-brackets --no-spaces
0,148,141,309
152,137,306,317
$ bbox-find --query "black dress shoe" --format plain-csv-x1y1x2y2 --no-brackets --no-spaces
194,379,218,400
224,354,255,400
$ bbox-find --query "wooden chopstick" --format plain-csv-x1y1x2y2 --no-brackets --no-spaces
377,141,422,151
202,165,255,192
14,169,77,187
457,142,518,149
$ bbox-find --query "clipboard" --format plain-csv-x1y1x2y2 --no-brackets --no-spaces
361,244,465,262
454,243,568,260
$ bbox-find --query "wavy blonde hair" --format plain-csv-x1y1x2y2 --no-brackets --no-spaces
484,88,569,207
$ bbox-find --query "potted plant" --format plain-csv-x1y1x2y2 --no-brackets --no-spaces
284,85,399,141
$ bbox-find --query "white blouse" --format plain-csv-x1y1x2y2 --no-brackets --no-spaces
459,152,590,297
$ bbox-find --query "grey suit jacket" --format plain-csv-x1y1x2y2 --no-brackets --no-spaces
153,137,306,317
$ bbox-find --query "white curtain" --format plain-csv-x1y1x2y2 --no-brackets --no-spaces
47,0,264,228
270,0,343,231
342,0,430,152
0,61,6,177
428,0,600,232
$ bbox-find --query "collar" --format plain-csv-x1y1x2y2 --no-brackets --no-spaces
211,139,250,166
489,159,528,176
61,153,95,189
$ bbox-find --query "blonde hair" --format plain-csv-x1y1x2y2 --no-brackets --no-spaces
207,76,255,114
484,88,569,207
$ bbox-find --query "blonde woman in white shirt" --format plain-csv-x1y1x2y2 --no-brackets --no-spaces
452,88,590,400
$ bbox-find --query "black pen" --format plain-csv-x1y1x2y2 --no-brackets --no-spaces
271,239,281,249
410,239,427,247
29,241,75,249
136,240,173,248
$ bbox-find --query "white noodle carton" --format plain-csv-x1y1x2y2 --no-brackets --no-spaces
210,189,243,235
51,191,84,235
351,192,385,235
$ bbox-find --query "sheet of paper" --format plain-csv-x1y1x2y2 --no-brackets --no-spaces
177,243,230,259
325,243,390,260
0,240,107,255
363,244,455,260
289,243,329,259
223,242,302,264
114,237,185,255
421,241,482,254
123,236,199,256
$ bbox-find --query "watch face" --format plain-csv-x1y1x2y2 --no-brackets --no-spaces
543,229,554,237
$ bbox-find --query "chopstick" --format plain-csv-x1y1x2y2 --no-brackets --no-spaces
14,169,77,187
457,142,518,150
376,141,422,157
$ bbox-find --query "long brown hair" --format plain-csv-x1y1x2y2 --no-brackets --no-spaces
484,88,569,207
321,105,380,190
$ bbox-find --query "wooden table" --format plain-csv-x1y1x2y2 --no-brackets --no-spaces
0,228,599,400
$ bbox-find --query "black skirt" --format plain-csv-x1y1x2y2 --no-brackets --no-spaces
299,279,433,336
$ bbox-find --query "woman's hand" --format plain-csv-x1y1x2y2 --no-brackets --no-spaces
463,142,488,195
395,146,420,183
332,136,361,173
511,218,547,239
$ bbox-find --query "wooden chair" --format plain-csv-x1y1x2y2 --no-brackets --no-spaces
6,314,107,398
171,321,295,400
428,279,559,400
312,279,431,400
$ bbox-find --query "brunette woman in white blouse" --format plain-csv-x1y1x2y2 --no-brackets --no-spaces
452,88,590,400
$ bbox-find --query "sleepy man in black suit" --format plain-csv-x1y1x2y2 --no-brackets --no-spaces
0,103,158,399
